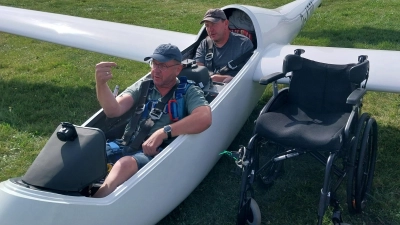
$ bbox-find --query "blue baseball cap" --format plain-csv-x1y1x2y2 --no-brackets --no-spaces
144,44,182,63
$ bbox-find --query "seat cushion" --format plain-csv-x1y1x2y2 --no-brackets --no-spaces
255,103,350,151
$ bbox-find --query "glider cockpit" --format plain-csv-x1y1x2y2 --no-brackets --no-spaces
10,7,259,198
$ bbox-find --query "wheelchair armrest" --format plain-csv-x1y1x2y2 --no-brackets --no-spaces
346,88,367,105
259,72,286,85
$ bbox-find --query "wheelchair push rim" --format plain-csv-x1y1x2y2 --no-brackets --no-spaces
346,113,378,213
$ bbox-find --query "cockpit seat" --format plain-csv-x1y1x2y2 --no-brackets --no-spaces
178,60,210,89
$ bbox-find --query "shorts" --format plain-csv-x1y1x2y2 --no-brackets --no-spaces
130,146,164,169
130,150,153,170
106,141,163,170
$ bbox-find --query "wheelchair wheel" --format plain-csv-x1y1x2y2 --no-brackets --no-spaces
237,144,258,225
347,113,378,213
237,197,261,225
247,198,261,225
355,117,378,211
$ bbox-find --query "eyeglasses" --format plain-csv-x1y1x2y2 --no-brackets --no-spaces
149,60,180,71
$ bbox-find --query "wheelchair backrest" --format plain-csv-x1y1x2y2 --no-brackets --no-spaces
284,55,369,114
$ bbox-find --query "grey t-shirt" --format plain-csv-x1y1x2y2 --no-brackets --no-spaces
195,32,253,76
121,78,209,141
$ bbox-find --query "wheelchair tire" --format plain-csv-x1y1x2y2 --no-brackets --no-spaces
237,145,257,225
247,198,261,225
347,113,369,213
346,113,378,214
355,117,378,212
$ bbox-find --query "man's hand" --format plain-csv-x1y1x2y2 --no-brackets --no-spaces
222,76,233,83
95,61,133,118
95,62,117,85
142,128,167,156
211,74,233,83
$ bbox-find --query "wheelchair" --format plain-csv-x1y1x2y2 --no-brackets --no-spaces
233,49,378,225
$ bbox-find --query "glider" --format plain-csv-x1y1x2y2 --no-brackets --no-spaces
0,0,399,224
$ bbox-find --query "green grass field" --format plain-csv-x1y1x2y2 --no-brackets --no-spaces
1,0,399,224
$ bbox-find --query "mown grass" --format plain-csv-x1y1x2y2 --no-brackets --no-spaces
1,0,399,224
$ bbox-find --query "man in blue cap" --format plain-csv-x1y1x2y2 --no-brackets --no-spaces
93,44,212,197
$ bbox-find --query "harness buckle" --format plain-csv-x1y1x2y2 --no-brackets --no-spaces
205,53,213,61
135,104,145,114
149,108,163,120
227,60,237,70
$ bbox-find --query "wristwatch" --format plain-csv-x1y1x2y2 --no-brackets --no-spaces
163,125,172,139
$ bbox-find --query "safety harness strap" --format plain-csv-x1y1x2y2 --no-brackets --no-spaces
204,36,253,75
218,49,253,75
124,82,178,152
122,79,152,145
205,36,214,73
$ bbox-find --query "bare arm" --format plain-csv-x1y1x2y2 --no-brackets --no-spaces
169,105,212,135
95,62,134,118
210,74,233,83
142,105,212,155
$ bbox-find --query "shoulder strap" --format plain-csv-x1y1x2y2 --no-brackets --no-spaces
205,36,214,73
122,79,152,145
218,49,253,75
101,80,151,138
172,77,192,121
126,83,178,151
175,76,190,97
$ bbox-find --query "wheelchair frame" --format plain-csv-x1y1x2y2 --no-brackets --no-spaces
234,50,378,225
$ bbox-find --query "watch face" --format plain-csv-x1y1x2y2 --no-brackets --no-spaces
164,125,171,132
164,125,172,139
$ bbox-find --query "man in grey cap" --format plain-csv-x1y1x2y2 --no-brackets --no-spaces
195,8,254,83
93,44,212,197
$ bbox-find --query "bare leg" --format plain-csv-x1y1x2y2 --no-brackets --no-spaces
92,156,138,198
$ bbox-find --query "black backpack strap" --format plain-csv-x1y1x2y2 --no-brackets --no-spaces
205,36,214,73
121,79,152,145
126,83,178,152
218,49,253,75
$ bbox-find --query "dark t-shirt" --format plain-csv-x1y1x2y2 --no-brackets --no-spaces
195,32,253,76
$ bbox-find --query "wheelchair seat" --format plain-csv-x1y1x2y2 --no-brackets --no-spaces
233,50,378,225
255,56,366,151
256,103,351,150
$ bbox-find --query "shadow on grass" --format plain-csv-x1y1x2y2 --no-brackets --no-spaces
160,98,400,224
0,78,100,136
299,26,400,49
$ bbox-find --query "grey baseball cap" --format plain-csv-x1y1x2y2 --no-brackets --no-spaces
144,44,182,63
200,8,227,24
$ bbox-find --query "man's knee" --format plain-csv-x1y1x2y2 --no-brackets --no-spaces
114,156,138,174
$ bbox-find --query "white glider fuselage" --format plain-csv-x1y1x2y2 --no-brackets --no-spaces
5,0,399,225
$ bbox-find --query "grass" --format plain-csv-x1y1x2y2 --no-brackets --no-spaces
1,0,400,224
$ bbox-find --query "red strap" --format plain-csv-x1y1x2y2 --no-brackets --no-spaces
168,99,179,122
230,29,253,41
